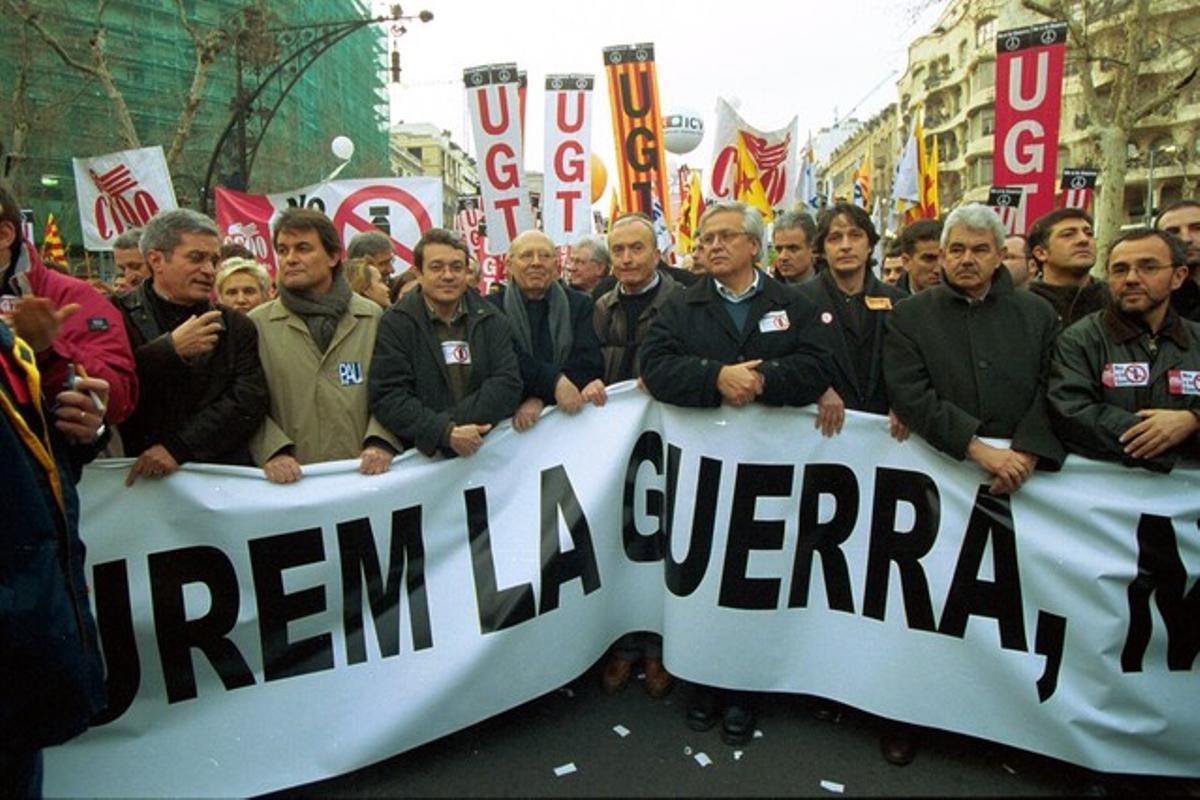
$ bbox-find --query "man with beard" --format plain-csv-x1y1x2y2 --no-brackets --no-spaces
1048,228,1200,472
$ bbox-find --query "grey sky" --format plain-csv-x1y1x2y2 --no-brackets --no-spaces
379,0,946,192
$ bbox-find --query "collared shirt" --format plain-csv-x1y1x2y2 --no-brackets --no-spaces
618,271,662,297
715,269,764,333
426,296,471,403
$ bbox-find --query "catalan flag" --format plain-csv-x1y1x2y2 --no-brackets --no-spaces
734,132,774,224
41,213,67,267
922,135,940,219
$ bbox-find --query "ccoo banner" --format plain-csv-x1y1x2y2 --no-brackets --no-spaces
992,22,1069,234
72,146,178,250
542,74,595,246
463,63,533,252
213,178,441,275
46,389,1199,797
709,97,798,210
602,43,671,226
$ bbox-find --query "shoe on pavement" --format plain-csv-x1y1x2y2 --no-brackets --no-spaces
880,726,919,766
686,688,718,732
721,701,756,746
643,657,674,698
601,654,634,695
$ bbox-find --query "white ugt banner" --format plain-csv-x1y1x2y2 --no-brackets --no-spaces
542,74,594,246
71,145,178,250
45,388,1200,797
464,63,533,251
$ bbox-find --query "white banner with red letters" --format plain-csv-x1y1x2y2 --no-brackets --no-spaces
71,146,178,250
46,388,1200,797
542,74,594,246
464,63,533,252
709,98,797,210
214,177,442,275
992,22,1068,234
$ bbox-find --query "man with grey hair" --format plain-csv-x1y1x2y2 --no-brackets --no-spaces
112,227,149,290
116,208,268,484
347,229,396,284
883,204,1063,766
886,203,1063,492
640,199,832,746
565,234,610,293
771,209,817,285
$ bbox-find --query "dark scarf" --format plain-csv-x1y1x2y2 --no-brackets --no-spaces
277,270,352,353
503,281,573,366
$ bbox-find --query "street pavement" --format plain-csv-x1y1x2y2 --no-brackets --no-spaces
264,657,1193,798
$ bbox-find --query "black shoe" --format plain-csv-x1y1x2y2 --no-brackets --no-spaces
686,688,718,732
811,699,841,723
880,726,918,766
721,701,756,746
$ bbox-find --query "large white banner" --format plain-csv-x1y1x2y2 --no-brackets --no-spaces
542,74,594,246
214,177,442,275
464,63,533,252
708,98,798,210
72,145,178,250
46,387,1200,796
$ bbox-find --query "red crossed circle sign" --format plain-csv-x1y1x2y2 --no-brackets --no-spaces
1123,364,1148,383
333,185,434,266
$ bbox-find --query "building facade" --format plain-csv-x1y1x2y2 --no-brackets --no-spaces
1,0,392,251
388,122,479,227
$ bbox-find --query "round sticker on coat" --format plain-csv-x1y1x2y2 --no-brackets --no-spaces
820,311,833,325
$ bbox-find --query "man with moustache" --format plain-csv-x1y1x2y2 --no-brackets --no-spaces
1049,228,1200,472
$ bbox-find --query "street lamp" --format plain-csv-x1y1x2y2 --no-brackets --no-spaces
1145,141,1178,224
201,6,432,212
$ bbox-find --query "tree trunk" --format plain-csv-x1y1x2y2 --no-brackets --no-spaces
1093,125,1129,273
90,29,141,150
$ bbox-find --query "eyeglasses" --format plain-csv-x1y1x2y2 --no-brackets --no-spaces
1108,262,1176,279
698,230,749,248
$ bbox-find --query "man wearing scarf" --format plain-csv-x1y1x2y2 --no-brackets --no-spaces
248,208,400,483
115,209,268,485
488,230,603,431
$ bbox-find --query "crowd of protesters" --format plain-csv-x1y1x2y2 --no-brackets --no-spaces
4,174,1199,795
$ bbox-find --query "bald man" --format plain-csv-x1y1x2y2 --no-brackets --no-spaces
488,230,603,431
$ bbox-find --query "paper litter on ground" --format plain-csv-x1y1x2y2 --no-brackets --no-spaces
612,724,630,738
820,779,845,793
693,752,712,767
553,762,577,777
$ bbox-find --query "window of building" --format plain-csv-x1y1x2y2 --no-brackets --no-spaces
972,61,995,93
958,40,968,65
976,156,993,186
976,17,997,49
980,108,995,136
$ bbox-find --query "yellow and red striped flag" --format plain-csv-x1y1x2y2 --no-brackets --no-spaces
41,213,68,266
676,170,704,254
602,43,671,228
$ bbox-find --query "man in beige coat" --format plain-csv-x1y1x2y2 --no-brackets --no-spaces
249,208,400,483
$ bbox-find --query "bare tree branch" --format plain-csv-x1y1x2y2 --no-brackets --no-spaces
1023,0,1101,113
1132,56,1200,119
5,0,100,77
165,0,231,168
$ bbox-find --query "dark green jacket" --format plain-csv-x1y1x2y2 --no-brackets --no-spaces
370,289,522,457
1048,305,1200,472
884,266,1065,467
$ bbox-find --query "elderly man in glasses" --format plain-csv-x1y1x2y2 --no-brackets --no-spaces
1048,227,1200,472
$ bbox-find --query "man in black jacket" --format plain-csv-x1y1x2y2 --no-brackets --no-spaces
489,229,603,431
1026,208,1108,327
115,209,268,484
1049,228,1200,471
885,203,1065,492
640,200,831,747
370,229,522,458
1156,199,1200,321
797,202,908,436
